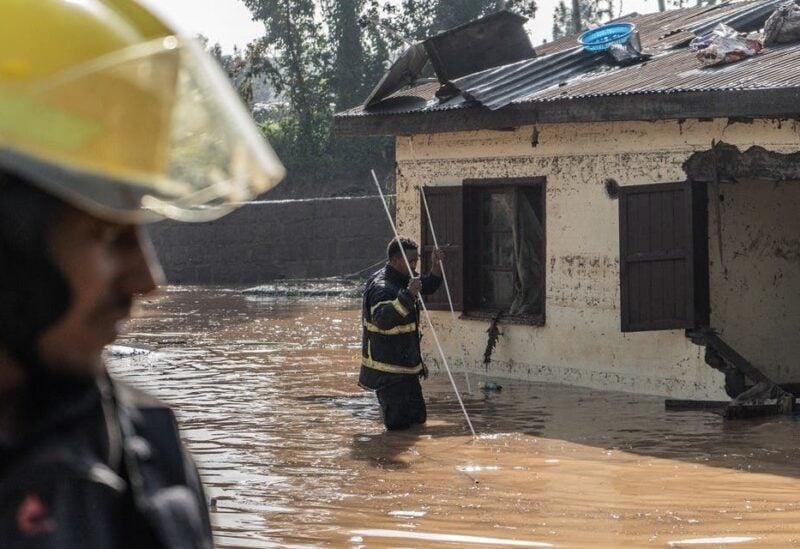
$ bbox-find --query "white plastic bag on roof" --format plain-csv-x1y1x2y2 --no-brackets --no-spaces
690,23,763,66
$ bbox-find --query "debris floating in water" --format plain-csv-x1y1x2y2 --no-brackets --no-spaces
105,345,151,357
243,277,362,298
481,381,503,392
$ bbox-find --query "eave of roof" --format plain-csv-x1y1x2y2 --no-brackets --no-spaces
335,86,800,136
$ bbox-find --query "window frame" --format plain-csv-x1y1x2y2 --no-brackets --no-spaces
462,177,547,326
618,181,709,332
420,185,464,311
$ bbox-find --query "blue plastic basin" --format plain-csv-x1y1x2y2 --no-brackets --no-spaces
578,22,635,52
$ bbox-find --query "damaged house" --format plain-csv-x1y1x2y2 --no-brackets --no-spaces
334,1,800,402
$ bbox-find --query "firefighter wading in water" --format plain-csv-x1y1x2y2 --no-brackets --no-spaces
0,0,284,546
359,237,444,430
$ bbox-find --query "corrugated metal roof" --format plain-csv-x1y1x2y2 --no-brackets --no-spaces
535,0,778,55
528,43,800,102
342,0,795,120
453,47,606,110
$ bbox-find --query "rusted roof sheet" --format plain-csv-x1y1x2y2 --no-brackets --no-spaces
528,42,800,103
338,0,796,127
452,47,606,110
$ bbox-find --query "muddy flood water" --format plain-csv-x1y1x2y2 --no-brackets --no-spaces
108,287,800,548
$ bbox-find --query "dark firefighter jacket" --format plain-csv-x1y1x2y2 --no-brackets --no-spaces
0,375,213,549
359,264,442,391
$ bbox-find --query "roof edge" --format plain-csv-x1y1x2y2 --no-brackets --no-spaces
334,87,800,136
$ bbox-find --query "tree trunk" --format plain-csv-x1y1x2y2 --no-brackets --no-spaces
571,0,582,33
281,0,313,144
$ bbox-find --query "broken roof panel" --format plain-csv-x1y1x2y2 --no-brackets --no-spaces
363,43,428,108
423,10,535,82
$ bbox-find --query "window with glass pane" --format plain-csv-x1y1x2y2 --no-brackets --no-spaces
464,179,545,324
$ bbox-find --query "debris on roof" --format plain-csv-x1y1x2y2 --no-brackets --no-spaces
763,0,800,45
363,43,428,108
363,10,535,109
690,23,763,66
422,10,535,83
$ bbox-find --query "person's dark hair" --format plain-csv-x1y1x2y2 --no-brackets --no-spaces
386,237,418,261
0,169,71,368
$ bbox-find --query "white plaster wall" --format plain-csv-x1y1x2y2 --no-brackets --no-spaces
709,179,800,383
397,118,800,400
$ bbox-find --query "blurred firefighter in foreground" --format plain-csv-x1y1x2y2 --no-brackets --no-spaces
0,0,284,546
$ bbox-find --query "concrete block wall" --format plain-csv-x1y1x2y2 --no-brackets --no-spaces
148,196,393,284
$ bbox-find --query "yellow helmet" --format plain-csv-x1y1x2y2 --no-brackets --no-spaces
0,0,285,223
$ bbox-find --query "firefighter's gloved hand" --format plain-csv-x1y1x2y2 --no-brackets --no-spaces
420,362,429,380
407,277,422,297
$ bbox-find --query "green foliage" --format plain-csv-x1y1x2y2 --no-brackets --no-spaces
241,0,332,162
382,0,536,45
552,0,614,39
668,0,717,9
222,1,538,195
325,0,368,109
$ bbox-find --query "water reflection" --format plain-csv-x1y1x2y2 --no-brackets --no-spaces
109,287,800,548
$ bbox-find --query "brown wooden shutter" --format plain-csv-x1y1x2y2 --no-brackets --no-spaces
421,186,463,310
619,182,708,332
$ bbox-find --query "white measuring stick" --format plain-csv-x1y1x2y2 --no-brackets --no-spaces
371,170,476,438
419,187,473,394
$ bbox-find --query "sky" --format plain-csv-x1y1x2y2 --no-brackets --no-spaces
140,0,660,53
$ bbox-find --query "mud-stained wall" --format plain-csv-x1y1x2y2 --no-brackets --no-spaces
709,180,800,383
397,118,800,400
148,196,392,284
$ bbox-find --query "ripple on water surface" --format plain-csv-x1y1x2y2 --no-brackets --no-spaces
110,287,800,548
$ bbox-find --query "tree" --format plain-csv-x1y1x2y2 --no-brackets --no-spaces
552,0,613,39
228,1,540,197
325,0,368,110
360,0,393,88
382,0,536,44
207,41,277,109
242,0,333,165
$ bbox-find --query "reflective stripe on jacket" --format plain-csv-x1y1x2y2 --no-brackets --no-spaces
359,264,442,390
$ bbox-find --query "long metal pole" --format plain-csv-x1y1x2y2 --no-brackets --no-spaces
371,170,476,437
419,187,473,394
